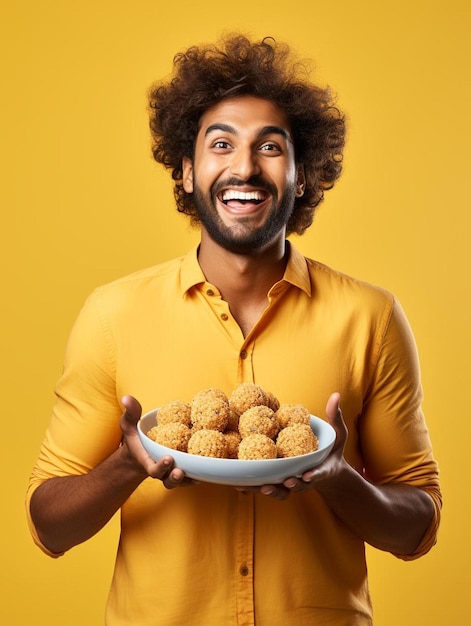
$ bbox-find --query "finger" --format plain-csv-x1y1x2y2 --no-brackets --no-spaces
145,455,175,479
121,395,142,424
120,396,143,440
325,392,348,451
283,477,307,492
325,392,341,422
260,485,291,501
162,467,188,489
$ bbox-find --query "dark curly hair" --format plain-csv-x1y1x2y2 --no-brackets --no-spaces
148,34,346,235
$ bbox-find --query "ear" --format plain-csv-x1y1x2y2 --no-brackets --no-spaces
182,156,194,193
295,164,306,198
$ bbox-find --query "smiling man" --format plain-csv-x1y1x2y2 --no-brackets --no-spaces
27,35,441,626
183,96,304,256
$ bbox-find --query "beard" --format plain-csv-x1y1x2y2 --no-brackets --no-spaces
191,175,296,255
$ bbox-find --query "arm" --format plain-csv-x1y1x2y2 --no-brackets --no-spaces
239,392,434,554
280,393,435,555
258,299,440,556
29,396,187,555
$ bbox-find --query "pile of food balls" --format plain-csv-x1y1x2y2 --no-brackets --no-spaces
146,383,319,460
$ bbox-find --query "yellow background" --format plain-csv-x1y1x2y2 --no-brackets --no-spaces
1,0,469,624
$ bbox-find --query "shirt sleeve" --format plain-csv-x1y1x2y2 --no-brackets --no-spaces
359,297,442,560
26,290,123,556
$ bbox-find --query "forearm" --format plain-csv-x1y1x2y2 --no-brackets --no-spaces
29,445,147,554
315,462,435,555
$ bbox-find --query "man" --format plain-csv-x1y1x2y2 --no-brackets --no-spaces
27,35,441,625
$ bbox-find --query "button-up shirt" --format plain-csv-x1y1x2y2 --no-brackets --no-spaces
27,243,441,625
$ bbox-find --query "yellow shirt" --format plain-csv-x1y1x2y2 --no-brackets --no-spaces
27,243,441,626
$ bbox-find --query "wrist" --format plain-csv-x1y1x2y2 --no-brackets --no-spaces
117,442,149,483
313,457,359,497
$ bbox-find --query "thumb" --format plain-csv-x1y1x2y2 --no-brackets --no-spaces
325,392,341,422
121,395,142,428
325,392,347,448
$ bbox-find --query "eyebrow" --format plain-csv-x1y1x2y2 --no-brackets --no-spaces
204,123,292,142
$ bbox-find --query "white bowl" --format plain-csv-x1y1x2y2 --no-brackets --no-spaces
138,409,336,486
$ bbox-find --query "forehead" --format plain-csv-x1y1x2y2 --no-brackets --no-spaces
197,95,292,139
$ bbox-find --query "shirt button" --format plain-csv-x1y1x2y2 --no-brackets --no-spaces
239,565,249,576
220,313,228,321
206,289,215,296
240,350,247,359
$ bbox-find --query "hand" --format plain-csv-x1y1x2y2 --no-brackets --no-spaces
240,392,348,501
120,395,196,489
283,392,348,493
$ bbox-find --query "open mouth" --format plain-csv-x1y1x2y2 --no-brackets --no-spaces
218,190,268,206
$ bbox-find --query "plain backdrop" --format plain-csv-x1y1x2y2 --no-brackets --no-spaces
1,0,470,624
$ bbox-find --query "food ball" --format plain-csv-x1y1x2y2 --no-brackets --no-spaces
226,407,241,432
223,430,242,459
238,406,279,439
276,424,319,458
157,400,191,427
191,388,230,432
147,423,191,452
229,382,268,416
275,404,311,429
188,429,227,458
264,390,280,412
238,434,277,460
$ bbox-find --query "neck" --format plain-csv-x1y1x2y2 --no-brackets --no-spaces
197,230,289,336
198,230,288,291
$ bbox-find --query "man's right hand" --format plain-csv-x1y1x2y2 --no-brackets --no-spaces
30,395,196,554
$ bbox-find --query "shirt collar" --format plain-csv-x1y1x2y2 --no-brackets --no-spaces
180,245,206,295
180,242,312,297
282,242,312,296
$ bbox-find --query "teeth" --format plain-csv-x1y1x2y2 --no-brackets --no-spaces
221,190,264,201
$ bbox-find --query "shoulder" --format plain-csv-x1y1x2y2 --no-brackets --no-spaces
300,255,407,353
305,256,395,311
100,256,184,290
95,256,184,297
78,256,187,325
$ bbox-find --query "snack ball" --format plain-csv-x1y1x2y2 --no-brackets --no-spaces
188,429,227,458
191,388,230,432
157,400,192,427
276,424,319,458
226,406,241,432
238,433,277,460
147,423,191,452
238,405,279,439
275,404,311,429
229,383,268,416
223,430,242,459
265,390,281,412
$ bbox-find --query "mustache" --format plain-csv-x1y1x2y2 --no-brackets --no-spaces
211,176,277,197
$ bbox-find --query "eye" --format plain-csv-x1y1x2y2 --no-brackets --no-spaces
259,142,282,154
212,140,232,150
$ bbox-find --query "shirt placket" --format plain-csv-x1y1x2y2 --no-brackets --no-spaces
201,283,258,623
202,285,241,336
234,492,255,626
201,284,257,383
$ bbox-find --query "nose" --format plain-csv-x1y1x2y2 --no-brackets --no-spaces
229,146,261,181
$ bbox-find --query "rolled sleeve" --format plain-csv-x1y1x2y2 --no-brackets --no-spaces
360,298,442,559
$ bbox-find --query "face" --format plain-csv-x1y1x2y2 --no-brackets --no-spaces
182,96,305,254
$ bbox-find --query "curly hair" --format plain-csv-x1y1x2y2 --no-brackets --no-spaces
148,34,346,236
